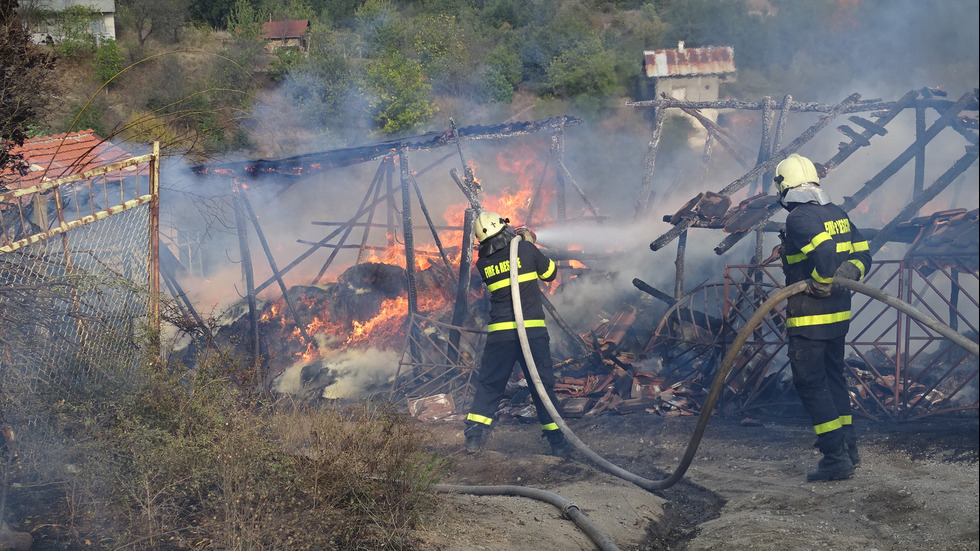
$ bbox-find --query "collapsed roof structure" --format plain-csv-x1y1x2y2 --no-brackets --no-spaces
171,87,978,423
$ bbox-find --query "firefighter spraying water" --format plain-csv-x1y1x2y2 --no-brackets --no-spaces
462,211,575,457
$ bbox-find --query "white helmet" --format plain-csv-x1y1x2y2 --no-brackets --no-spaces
474,211,507,243
774,154,820,195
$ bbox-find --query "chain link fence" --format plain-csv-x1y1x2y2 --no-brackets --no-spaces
0,149,159,449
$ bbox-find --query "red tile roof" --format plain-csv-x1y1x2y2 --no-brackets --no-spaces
644,43,736,78
260,19,309,40
2,130,136,189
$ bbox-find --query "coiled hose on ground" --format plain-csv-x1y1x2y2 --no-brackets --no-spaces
436,235,979,551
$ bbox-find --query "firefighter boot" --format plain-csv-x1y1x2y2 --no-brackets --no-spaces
843,424,860,466
464,423,489,454
807,430,855,482
544,430,574,458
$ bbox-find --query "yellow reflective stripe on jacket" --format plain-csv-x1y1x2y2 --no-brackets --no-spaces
811,268,834,283
801,232,832,255
813,417,843,435
486,271,541,292
540,259,556,280
839,415,852,426
786,310,851,328
852,240,869,252
785,251,807,264
467,413,493,425
848,258,866,279
541,423,559,431
487,319,547,332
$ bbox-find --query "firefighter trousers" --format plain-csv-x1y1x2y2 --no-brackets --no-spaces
789,334,852,435
467,335,561,429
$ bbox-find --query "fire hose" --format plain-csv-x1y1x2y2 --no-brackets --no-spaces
439,235,979,550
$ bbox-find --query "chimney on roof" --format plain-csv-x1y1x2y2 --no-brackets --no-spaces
678,41,685,53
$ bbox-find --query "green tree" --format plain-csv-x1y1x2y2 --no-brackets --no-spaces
55,5,99,58
93,38,125,85
480,42,521,103
364,50,436,135
411,13,475,95
226,0,261,38
542,35,616,101
1,0,55,182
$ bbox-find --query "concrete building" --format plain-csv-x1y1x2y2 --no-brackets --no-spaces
30,0,116,44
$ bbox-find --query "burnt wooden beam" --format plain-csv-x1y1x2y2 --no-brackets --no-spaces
357,160,388,263
311,159,388,285
238,181,312,345
450,167,481,210
400,150,420,363
837,125,872,147
627,96,892,114
869,146,979,254
632,277,677,306
231,182,261,377
542,293,593,357
448,208,477,364
841,91,975,213
634,104,666,218
848,115,889,136
253,180,399,294
410,166,457,286
824,90,919,171
651,93,863,252
674,230,688,299
189,116,582,180
552,133,567,223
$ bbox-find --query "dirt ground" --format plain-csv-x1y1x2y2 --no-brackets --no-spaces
414,412,979,551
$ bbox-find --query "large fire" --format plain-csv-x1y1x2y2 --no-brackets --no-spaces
232,140,586,391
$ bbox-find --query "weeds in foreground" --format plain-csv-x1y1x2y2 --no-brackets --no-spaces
2,348,446,550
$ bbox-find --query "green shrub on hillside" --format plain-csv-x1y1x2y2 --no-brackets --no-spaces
93,38,124,85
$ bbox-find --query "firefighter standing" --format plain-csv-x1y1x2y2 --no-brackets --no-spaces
463,211,574,457
775,154,872,482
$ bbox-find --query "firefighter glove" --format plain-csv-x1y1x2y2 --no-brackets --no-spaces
835,261,862,281
514,226,536,244
805,278,832,298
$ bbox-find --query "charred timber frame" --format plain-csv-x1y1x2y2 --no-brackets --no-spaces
635,88,977,420
399,150,420,363
647,93,864,253
231,182,261,376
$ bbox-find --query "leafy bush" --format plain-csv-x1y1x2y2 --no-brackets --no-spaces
66,101,107,136
94,38,125,85
364,51,437,135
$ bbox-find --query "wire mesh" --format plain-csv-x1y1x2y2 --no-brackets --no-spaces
718,261,977,421
389,312,485,412
1,154,157,396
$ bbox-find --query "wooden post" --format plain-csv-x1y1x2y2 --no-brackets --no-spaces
635,106,666,219
149,141,161,346
448,208,476,364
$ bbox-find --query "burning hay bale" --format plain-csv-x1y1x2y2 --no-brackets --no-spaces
177,261,462,400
